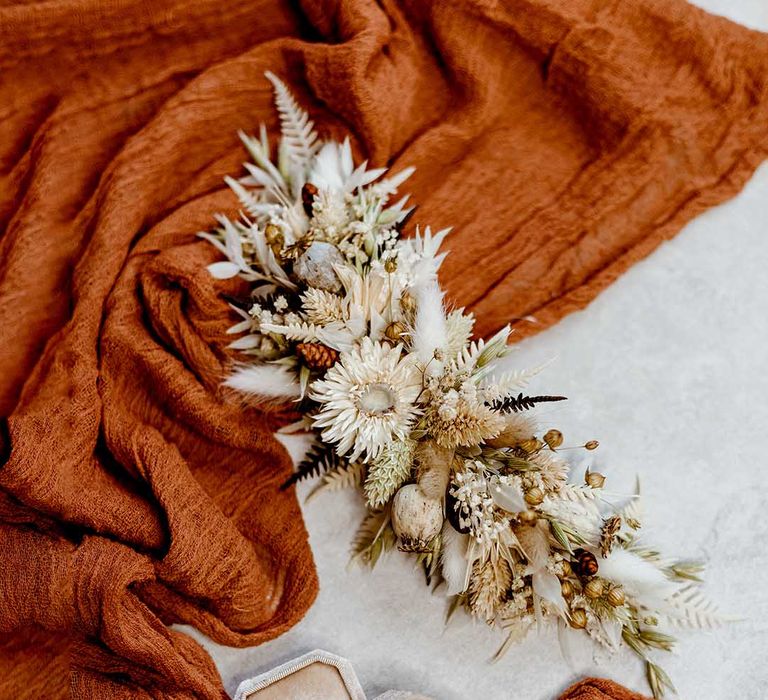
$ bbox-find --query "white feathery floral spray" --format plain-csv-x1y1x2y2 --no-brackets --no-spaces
201,73,732,699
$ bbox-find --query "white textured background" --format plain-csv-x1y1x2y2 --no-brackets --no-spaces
190,3,768,697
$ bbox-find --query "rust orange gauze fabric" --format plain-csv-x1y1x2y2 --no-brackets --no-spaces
0,0,766,698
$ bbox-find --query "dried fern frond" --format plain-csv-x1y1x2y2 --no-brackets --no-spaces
281,440,339,490
351,507,396,568
489,393,567,413
265,71,320,177
665,583,737,629
454,325,511,378
307,460,365,501
483,359,554,403
260,319,350,350
225,175,272,220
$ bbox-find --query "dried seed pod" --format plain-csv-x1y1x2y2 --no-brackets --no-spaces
585,440,599,451
524,487,544,506
607,586,626,607
560,580,574,601
392,484,443,552
384,258,398,273
519,438,543,454
518,509,538,526
569,608,588,629
560,560,573,578
583,578,604,599
384,321,406,343
301,182,319,217
399,291,416,320
543,429,563,449
572,548,599,577
585,469,606,489
295,342,339,370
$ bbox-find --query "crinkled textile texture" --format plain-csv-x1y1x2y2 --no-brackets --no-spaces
560,679,649,700
0,0,766,698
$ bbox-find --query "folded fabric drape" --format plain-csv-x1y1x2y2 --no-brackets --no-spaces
560,679,649,700
1,0,766,698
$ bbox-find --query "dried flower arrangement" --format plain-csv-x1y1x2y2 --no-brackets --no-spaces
202,74,730,699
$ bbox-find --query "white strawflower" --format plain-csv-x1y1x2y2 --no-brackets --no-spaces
310,338,422,461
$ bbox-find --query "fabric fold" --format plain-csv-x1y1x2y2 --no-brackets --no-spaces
1,0,767,698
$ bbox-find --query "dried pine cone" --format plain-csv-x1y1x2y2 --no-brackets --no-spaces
296,342,339,370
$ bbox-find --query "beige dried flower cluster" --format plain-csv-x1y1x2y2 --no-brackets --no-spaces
203,74,728,700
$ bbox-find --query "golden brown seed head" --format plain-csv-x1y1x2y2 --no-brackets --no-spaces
524,487,544,506
585,470,606,489
585,440,599,451
519,438,543,454
518,509,538,526
384,258,398,273
569,608,588,629
543,429,563,449
584,578,604,599
560,580,574,600
607,586,626,607
560,560,572,578
384,321,406,343
400,291,416,318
